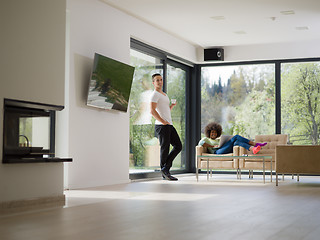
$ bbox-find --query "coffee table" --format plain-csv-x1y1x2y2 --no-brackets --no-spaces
196,155,273,183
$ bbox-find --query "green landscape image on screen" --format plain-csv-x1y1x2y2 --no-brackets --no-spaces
87,53,135,112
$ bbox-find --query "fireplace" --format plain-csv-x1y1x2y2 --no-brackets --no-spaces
2,98,72,163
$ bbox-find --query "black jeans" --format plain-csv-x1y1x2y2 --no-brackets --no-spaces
155,125,182,172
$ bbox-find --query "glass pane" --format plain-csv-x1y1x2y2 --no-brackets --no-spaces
19,117,50,149
167,64,186,170
129,49,163,173
281,62,320,145
201,64,275,139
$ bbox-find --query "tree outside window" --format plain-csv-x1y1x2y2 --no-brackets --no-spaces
281,62,320,145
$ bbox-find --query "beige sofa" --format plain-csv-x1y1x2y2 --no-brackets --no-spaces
275,145,320,186
238,134,288,177
196,134,288,180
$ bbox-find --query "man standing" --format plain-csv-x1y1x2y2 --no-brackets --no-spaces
150,73,182,181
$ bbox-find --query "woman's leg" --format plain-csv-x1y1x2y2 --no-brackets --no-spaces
233,140,251,150
215,135,245,154
215,141,233,154
215,135,255,154
233,137,262,154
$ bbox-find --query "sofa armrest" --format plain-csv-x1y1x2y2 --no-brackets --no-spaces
195,145,204,168
233,146,239,155
196,145,204,156
238,146,248,155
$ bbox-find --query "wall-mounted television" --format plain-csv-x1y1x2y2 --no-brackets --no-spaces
86,53,135,112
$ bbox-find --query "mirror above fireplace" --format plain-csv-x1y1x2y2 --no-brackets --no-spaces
2,98,72,163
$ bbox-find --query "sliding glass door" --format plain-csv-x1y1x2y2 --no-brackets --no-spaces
129,48,188,175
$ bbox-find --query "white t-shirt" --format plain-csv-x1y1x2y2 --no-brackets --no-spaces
150,90,173,125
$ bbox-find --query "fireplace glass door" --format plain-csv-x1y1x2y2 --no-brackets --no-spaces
3,99,60,163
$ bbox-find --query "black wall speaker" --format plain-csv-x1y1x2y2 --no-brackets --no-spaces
204,48,224,61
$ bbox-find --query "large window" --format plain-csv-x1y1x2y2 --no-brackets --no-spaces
129,46,189,175
281,62,320,145
201,64,275,139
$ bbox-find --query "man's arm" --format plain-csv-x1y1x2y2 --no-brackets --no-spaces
202,143,219,148
150,102,169,125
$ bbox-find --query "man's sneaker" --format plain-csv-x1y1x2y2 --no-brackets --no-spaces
161,170,178,181
168,175,178,181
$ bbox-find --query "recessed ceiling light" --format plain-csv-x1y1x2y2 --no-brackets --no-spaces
295,26,309,30
280,10,295,15
234,31,246,34
210,16,225,20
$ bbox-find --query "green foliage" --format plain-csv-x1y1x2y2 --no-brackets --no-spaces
167,65,186,168
129,54,158,168
234,90,275,139
281,63,320,144
130,125,154,167
201,65,275,138
201,63,320,145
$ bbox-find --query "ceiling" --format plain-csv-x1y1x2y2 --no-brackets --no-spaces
102,0,320,48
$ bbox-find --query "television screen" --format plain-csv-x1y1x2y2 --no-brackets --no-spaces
86,53,135,112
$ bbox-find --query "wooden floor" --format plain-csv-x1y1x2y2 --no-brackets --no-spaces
1,174,320,240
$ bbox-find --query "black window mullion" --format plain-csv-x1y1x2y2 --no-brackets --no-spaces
163,58,168,92
275,61,281,134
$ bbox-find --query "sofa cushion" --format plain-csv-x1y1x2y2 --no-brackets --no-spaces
255,134,288,147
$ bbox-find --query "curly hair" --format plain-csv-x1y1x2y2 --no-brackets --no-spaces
204,122,222,138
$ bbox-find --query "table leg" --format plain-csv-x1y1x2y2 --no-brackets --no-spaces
276,173,278,186
196,156,198,181
263,158,265,184
207,158,209,181
270,159,272,182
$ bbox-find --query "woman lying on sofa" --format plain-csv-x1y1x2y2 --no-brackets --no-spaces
199,122,267,154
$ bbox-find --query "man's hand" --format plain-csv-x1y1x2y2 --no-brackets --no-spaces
170,101,177,110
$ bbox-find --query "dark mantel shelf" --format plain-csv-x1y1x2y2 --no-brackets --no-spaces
3,158,73,164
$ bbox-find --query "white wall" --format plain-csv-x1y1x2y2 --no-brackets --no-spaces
197,39,320,63
0,0,66,202
64,0,198,189
223,39,320,62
